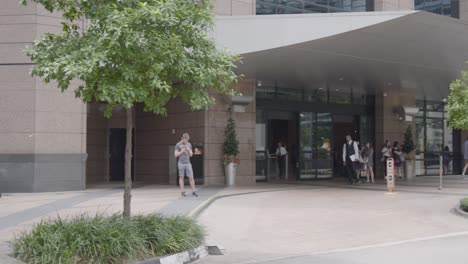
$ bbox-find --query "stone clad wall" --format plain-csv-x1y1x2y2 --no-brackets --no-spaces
0,1,87,192
203,80,256,185
215,0,256,16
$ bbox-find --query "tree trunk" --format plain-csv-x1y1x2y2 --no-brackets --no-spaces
123,107,133,217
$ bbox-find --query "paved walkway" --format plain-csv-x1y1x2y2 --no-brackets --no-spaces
196,177,468,264
245,233,468,264
2,176,468,264
0,184,224,263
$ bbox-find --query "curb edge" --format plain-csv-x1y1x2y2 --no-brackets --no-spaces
137,245,207,264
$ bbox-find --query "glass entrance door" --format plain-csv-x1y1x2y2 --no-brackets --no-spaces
299,112,333,179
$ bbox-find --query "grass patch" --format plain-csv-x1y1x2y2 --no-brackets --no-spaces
461,198,468,213
12,214,205,264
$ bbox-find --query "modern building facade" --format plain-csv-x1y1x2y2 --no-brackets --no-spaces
1,0,468,192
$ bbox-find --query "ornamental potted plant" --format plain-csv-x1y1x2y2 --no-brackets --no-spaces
402,125,416,179
224,117,240,186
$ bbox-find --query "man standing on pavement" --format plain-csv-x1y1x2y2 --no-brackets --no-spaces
175,133,198,197
343,134,361,185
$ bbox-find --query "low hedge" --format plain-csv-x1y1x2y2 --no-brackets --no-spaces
461,198,468,213
13,214,205,264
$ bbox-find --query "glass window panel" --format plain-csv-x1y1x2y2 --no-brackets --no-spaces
256,2,277,14
426,101,444,112
425,118,444,152
300,113,315,179
415,0,425,8
329,0,344,8
416,100,425,117
304,87,327,102
329,83,352,104
257,0,367,14
351,0,366,10
359,115,371,146
315,113,332,150
416,117,425,153
351,83,367,105
444,118,453,152
304,3,329,12
316,113,333,178
424,0,443,14
285,0,304,8
277,87,303,101
256,86,276,100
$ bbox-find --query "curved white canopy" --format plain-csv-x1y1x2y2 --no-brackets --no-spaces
214,11,468,100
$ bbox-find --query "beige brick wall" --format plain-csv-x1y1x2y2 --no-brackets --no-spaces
1,2,86,156
214,0,255,16
0,1,36,154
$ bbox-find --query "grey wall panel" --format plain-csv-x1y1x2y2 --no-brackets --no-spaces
0,154,86,193
33,154,87,192
0,163,34,192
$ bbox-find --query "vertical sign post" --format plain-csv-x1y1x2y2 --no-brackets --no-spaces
387,158,395,193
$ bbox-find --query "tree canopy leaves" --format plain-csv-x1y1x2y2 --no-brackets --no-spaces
447,70,468,130
22,0,239,117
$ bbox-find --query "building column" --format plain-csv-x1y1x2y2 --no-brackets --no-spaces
375,87,416,178
0,2,87,193
460,0,468,22
204,79,256,185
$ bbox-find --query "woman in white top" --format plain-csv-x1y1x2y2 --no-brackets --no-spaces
361,142,374,183
381,140,392,177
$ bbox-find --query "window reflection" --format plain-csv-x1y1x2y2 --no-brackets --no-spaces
256,81,368,105
414,0,458,18
256,0,369,14
415,100,455,175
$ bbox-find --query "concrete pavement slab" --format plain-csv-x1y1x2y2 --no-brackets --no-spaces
196,182,468,264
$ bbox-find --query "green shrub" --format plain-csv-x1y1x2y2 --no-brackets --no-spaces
13,214,205,264
460,198,468,212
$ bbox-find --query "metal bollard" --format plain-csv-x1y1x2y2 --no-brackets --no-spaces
438,155,443,190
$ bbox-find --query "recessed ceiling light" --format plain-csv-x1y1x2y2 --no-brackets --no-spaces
318,87,323,90
336,89,339,91
339,77,344,81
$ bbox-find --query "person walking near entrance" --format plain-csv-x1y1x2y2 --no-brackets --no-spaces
276,141,288,179
361,142,375,183
392,141,403,179
175,133,198,197
343,134,360,185
381,140,392,178
463,138,468,177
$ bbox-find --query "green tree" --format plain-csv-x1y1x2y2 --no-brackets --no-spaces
22,0,239,217
223,118,239,163
402,125,415,155
447,70,468,130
